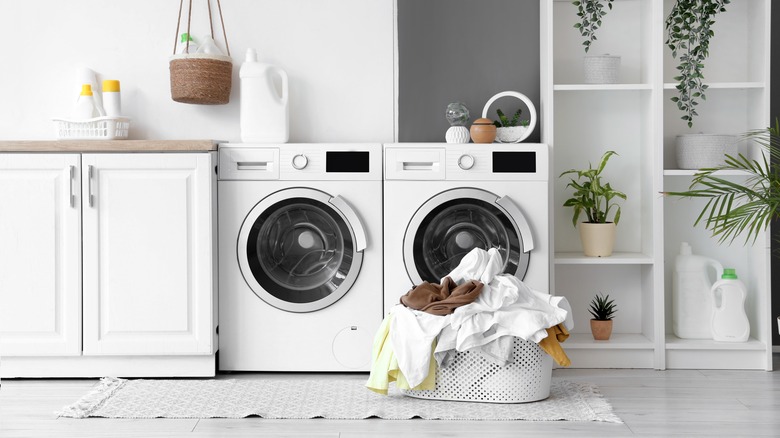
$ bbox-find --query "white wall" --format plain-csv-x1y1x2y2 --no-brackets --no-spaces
0,0,395,142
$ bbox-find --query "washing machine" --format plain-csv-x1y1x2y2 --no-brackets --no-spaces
218,143,383,371
383,143,550,311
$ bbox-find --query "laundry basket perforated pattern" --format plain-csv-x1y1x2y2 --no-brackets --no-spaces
401,337,552,403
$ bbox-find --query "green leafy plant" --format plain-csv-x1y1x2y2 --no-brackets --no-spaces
663,120,780,245
572,0,614,53
492,108,529,128
665,0,730,128
560,150,627,226
588,293,617,320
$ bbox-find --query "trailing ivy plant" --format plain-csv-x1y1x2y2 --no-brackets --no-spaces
665,0,730,128
572,0,614,53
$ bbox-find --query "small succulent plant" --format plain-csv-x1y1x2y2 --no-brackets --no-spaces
588,293,617,321
493,109,529,128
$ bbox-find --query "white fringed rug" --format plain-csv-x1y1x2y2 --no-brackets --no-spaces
57,376,621,423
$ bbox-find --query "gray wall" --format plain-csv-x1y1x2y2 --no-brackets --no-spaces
397,0,541,142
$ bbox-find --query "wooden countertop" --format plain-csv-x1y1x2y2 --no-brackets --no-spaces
0,140,218,152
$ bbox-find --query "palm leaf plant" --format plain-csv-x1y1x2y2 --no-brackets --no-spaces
663,121,780,245
560,150,627,225
588,293,617,321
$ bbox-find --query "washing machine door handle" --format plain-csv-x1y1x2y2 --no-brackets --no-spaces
329,195,367,252
496,195,534,253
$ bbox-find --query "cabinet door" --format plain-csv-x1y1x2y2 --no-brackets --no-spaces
0,154,81,356
82,153,214,355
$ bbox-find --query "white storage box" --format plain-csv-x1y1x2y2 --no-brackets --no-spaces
53,116,130,140
401,337,552,403
675,134,737,169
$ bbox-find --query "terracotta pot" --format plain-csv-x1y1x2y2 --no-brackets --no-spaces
578,222,616,257
590,319,613,340
470,118,496,143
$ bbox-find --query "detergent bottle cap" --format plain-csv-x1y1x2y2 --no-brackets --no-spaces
722,268,738,279
680,242,692,256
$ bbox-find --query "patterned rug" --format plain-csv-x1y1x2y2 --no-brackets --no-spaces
57,376,621,422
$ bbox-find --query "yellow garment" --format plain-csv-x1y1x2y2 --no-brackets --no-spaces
365,313,437,395
538,323,571,367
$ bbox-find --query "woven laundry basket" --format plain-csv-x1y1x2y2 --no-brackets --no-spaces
584,54,620,84
401,337,552,403
675,134,737,169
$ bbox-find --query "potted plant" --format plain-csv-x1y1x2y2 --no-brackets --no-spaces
665,0,730,128
572,0,614,53
589,293,617,340
663,120,780,245
560,150,627,257
493,108,530,143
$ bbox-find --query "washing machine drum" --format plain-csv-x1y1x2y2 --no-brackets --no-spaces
404,188,534,285
238,188,366,313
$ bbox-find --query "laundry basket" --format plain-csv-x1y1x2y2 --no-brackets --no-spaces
401,337,552,403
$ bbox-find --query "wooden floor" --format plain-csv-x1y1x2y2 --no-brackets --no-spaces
1,355,778,438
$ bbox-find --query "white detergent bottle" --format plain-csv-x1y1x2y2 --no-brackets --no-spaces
711,268,750,342
672,242,723,339
240,48,289,143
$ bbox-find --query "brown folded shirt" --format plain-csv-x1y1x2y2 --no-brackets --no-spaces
400,276,484,316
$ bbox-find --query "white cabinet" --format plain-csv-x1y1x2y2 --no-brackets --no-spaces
0,154,81,356
541,0,772,370
0,151,217,377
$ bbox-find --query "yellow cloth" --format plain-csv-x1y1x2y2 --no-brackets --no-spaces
538,324,571,367
365,313,437,395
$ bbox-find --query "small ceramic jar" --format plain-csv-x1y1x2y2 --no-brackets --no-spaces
470,118,496,143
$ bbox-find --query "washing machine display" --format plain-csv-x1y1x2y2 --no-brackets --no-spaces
404,188,532,284
238,188,364,313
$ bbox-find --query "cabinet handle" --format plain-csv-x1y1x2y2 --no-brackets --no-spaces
88,165,94,207
69,165,75,208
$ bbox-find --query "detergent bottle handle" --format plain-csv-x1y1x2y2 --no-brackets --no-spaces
707,259,724,282
270,66,289,105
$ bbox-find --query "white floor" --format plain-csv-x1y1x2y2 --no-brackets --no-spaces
1,356,778,437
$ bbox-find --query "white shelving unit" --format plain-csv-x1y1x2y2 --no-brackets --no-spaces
541,0,772,370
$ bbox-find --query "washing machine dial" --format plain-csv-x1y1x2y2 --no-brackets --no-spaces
292,154,308,170
457,154,475,170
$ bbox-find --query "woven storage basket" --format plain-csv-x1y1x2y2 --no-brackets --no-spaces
170,0,232,105
584,55,620,84
401,337,552,403
170,54,232,104
675,134,737,169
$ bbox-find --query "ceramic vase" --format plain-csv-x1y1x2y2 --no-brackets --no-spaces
579,222,616,257
590,319,613,340
445,126,470,144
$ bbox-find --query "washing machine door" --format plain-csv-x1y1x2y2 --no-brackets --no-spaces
237,188,366,313
404,188,534,285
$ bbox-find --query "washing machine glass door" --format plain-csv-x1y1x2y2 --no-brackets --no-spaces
238,188,366,313
404,188,533,284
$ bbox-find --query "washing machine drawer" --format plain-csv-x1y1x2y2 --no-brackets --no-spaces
219,148,279,180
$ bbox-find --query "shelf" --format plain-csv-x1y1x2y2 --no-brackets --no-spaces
554,84,652,91
663,82,765,90
665,336,766,351
663,169,750,177
554,252,654,265
564,333,654,350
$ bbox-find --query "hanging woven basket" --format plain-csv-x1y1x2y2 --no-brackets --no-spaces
169,0,232,105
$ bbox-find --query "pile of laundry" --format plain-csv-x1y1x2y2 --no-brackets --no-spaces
366,247,573,395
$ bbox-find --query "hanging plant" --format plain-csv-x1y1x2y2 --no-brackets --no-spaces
665,0,730,128
572,0,614,53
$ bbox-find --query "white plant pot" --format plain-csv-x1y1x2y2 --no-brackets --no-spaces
579,222,616,257
675,134,738,169
583,55,620,84
445,126,470,144
496,126,528,143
